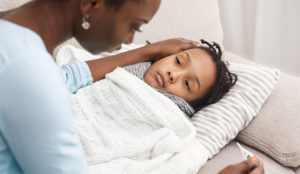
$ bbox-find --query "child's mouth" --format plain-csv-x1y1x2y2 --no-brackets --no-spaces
156,72,165,88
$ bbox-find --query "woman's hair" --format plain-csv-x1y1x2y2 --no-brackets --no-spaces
104,0,144,9
189,39,238,113
49,0,143,10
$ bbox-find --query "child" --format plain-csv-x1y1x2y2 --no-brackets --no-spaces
67,40,240,173
124,39,237,117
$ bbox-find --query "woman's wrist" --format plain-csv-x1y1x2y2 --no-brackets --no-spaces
136,44,158,62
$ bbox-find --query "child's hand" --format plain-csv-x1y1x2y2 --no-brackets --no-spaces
145,38,201,61
218,156,264,174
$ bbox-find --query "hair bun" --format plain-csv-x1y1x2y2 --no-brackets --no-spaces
200,39,222,61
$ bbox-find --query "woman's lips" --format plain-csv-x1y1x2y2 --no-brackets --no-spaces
156,72,165,88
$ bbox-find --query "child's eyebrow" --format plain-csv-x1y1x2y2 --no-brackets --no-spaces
184,52,191,62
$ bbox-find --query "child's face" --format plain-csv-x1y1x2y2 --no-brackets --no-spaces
144,48,216,102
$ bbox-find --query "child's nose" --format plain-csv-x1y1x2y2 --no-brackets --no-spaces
168,70,187,84
168,72,173,83
168,71,177,83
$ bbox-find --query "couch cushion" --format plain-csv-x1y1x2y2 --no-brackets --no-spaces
225,51,300,168
134,0,223,45
237,72,300,167
198,141,296,174
0,0,31,10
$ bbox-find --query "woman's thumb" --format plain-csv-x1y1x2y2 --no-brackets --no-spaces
239,156,260,172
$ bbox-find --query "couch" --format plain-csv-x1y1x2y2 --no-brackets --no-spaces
1,0,300,173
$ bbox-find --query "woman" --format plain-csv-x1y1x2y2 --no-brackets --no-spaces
0,0,263,173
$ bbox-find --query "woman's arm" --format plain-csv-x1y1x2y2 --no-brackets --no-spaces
59,38,201,93
86,38,201,82
0,53,90,174
60,61,93,94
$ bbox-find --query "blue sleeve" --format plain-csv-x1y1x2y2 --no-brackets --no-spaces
60,61,93,94
0,57,91,174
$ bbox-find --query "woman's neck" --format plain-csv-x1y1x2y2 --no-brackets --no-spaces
0,10,12,18
2,1,79,54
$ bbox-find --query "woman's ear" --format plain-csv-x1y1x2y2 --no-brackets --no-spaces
79,0,105,17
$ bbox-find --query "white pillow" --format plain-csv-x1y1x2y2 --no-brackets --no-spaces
192,62,280,159
56,44,280,160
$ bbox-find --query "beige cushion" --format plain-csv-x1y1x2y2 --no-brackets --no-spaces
0,0,31,10
198,141,296,174
237,72,300,167
225,51,300,168
134,0,223,45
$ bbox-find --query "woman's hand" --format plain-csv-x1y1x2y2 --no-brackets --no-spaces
86,38,201,82
145,38,201,61
218,156,264,174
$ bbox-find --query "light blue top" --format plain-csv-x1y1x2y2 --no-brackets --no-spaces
0,19,93,174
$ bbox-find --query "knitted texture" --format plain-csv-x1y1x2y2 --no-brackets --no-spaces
73,68,208,174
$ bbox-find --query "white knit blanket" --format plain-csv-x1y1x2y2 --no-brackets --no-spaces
73,67,208,174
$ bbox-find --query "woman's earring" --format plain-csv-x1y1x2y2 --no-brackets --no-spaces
82,15,90,30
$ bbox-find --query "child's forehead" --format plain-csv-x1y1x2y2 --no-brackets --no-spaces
189,47,208,53
183,48,212,60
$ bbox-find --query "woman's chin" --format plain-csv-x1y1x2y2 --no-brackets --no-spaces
107,45,122,52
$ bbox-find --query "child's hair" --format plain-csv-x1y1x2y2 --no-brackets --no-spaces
189,39,238,113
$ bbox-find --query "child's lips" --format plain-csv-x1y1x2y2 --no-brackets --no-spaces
156,72,165,88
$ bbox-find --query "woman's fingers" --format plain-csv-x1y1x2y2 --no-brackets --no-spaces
160,38,201,51
239,157,258,172
249,157,264,174
218,156,264,174
144,38,202,61
236,156,263,174
179,38,201,49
